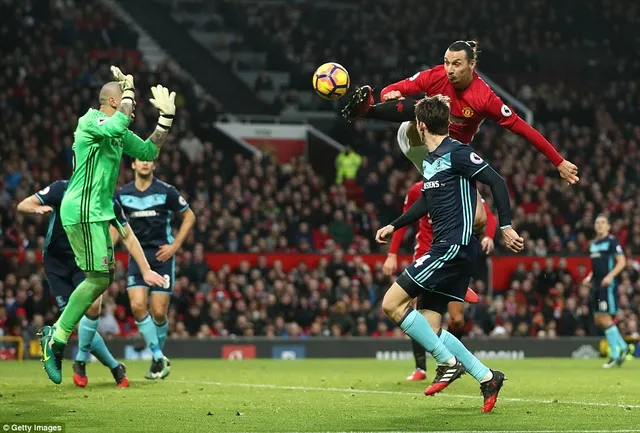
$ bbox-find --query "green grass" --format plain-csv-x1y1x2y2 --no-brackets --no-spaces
0,359,639,432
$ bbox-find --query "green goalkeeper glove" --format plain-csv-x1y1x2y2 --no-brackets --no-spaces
110,65,135,103
149,85,176,130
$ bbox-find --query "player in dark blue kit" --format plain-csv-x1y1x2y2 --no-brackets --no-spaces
18,180,165,387
376,95,524,413
582,215,630,368
114,158,195,379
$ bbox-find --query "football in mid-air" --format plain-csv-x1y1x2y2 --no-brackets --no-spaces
312,62,350,100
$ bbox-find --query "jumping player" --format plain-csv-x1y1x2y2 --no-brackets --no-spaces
18,180,165,387
582,215,630,368
341,40,579,185
376,95,523,412
38,65,176,384
114,159,195,379
383,180,497,381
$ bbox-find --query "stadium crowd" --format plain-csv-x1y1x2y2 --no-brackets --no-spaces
1,0,639,344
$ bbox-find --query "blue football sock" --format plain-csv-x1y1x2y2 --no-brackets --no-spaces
399,309,453,364
153,317,169,350
440,329,490,382
136,314,163,361
615,327,628,354
605,325,623,360
76,315,99,363
90,332,119,370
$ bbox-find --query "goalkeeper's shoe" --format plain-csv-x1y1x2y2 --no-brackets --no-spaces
38,326,65,384
480,370,507,413
424,360,466,396
73,361,88,388
147,356,171,379
616,346,631,367
111,363,130,388
602,358,618,369
341,85,374,122
406,368,427,381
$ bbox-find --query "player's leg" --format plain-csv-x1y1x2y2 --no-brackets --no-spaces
150,256,173,351
128,286,166,376
447,301,466,339
593,283,629,367
341,85,417,123
40,222,113,384
406,299,427,381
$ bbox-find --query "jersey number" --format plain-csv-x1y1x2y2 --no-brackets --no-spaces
414,255,430,267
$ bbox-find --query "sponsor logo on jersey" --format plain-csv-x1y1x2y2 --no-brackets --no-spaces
130,210,158,218
461,106,474,118
423,180,440,189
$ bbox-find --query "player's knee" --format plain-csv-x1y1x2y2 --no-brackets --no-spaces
381,293,397,318
152,313,167,325
130,298,148,318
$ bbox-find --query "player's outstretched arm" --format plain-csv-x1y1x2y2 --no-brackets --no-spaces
17,195,53,215
148,84,176,148
380,69,435,101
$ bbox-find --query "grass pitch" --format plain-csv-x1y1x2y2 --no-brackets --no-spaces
0,359,638,432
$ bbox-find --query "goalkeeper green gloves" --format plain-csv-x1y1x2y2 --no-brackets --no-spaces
110,65,135,103
149,85,176,130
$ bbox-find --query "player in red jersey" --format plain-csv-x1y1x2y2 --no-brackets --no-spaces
383,181,496,381
341,40,579,185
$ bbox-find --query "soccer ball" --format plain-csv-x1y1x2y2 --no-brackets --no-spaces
312,62,350,100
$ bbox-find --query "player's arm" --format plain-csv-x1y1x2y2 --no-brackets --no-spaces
602,243,626,287
480,199,497,254
380,69,435,101
375,194,429,244
117,223,168,288
383,185,419,275
484,93,578,184
454,148,523,253
17,195,53,215
157,189,195,262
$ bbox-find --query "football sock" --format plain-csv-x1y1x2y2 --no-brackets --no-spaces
90,332,119,370
440,329,491,383
366,99,417,122
604,325,624,360
53,273,109,344
76,315,99,362
411,338,427,371
137,314,163,361
615,327,628,354
154,316,169,350
399,309,454,365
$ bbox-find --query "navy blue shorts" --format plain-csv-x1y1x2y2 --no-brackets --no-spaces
398,239,478,315
43,254,85,311
591,280,619,315
126,248,174,294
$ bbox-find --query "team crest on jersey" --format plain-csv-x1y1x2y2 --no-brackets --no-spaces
461,107,474,118
102,256,109,267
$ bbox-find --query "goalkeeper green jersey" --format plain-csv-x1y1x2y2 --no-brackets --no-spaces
60,108,159,226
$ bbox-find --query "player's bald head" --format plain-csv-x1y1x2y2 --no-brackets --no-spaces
99,81,122,106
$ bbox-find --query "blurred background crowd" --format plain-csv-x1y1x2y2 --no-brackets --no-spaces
1,0,639,344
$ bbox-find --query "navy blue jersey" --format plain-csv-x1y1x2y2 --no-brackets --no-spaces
115,178,189,248
589,234,624,281
421,137,489,245
36,180,129,258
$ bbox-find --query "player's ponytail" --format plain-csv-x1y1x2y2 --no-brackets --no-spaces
447,40,479,62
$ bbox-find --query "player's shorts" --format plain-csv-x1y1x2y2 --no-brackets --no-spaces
43,254,85,311
126,248,175,294
590,280,619,315
398,238,479,315
64,221,114,273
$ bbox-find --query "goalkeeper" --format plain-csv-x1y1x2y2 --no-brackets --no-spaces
39,66,177,384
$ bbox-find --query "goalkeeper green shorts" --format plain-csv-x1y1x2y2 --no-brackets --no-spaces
64,222,114,273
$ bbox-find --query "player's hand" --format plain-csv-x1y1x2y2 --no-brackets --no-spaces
501,227,524,253
156,243,178,262
557,160,579,185
110,65,135,91
150,85,176,129
34,205,53,215
382,91,404,101
481,236,495,254
382,254,398,276
601,275,613,287
143,269,169,288
375,225,395,244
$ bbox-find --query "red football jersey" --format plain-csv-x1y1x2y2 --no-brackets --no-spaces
380,65,564,166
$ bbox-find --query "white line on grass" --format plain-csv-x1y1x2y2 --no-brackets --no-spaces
174,379,640,410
